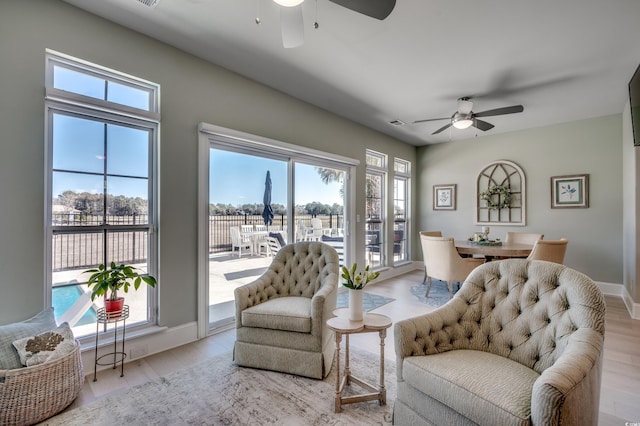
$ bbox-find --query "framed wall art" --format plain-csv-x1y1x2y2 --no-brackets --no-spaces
550,174,589,208
433,184,456,210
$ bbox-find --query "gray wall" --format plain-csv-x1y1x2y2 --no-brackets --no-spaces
0,0,416,325
417,115,623,284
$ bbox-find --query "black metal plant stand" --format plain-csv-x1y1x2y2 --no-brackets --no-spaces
93,305,129,382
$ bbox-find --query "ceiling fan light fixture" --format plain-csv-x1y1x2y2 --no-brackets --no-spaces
273,0,304,7
452,113,473,129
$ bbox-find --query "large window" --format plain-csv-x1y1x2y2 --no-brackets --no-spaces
365,150,387,269
393,158,410,264
45,51,159,338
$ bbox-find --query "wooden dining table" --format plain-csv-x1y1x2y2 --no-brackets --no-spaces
455,240,533,260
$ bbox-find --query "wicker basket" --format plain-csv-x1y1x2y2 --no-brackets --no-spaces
0,341,84,426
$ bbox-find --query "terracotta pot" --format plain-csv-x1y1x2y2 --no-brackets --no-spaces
105,297,125,317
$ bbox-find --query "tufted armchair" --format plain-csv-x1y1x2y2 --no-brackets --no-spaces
234,241,339,379
394,259,605,426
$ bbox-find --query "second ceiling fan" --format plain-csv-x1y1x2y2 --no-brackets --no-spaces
272,0,396,48
413,98,524,135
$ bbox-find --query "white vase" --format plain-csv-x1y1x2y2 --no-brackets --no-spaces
348,289,364,321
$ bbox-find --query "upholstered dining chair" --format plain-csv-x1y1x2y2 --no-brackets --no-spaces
394,259,606,426
420,235,484,299
504,231,544,245
418,231,442,285
527,238,569,264
234,241,339,379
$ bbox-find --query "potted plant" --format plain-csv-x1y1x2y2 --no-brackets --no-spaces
84,262,157,314
341,263,380,321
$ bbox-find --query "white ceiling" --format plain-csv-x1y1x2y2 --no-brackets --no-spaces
63,0,640,146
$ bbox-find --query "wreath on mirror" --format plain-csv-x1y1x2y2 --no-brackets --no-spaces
480,185,511,210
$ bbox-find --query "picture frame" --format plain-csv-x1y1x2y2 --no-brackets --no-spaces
433,184,456,210
550,174,589,208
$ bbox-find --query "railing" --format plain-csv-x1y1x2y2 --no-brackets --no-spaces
208,214,343,253
51,213,343,271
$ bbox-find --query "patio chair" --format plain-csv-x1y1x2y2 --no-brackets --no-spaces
265,236,282,256
234,241,339,379
230,226,251,258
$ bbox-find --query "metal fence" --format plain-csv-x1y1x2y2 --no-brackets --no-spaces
208,214,343,252
51,213,343,271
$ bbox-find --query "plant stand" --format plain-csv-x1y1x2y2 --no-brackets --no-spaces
93,305,129,382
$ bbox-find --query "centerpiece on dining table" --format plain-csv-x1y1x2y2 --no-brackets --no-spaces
468,226,502,246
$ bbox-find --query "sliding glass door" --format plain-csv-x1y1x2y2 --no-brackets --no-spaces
202,134,354,334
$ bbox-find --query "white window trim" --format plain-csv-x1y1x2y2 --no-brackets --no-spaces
44,51,160,342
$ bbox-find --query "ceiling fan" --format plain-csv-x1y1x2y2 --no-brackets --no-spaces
271,0,396,48
413,98,524,135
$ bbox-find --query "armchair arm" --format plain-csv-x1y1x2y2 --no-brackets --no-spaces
394,298,468,379
531,329,604,426
310,272,338,337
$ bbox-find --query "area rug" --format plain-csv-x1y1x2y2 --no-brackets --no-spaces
41,348,395,425
410,279,460,308
336,290,395,312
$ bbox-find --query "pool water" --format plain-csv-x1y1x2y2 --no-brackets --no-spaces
52,285,97,326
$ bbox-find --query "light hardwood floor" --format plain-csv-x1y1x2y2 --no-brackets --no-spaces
65,269,640,424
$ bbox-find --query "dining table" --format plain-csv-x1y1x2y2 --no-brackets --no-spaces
455,240,533,261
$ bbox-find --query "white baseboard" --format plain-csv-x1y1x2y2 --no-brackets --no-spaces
594,281,639,320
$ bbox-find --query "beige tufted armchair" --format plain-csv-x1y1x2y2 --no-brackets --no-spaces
394,259,605,426
234,241,339,379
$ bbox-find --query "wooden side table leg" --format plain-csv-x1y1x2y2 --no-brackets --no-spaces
345,334,351,386
334,331,342,413
379,328,387,406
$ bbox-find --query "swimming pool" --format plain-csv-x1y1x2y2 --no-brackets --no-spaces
52,285,97,326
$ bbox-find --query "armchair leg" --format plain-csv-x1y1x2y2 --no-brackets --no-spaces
425,277,433,297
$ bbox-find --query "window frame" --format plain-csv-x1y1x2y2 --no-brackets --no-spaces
365,149,388,270
44,50,160,341
393,158,411,265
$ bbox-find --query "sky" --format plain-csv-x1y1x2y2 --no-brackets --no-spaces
210,149,343,207
50,68,343,206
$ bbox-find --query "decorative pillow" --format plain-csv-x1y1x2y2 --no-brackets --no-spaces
321,234,343,242
0,307,57,370
12,322,76,367
269,232,286,247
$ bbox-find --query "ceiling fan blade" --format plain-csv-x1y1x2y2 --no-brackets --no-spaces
474,105,524,118
473,119,495,132
432,123,452,135
413,117,450,124
327,0,396,20
280,5,304,48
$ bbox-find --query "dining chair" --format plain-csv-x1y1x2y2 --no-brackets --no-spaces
504,231,544,245
241,224,254,234
527,238,568,264
420,235,485,299
419,231,442,285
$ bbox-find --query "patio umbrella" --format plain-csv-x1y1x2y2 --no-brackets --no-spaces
262,170,274,226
